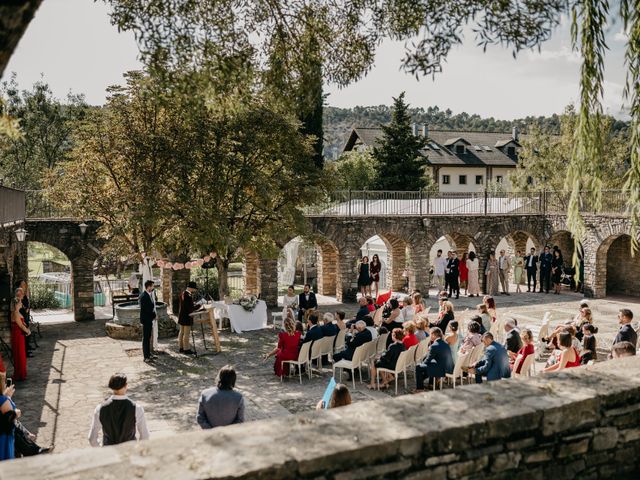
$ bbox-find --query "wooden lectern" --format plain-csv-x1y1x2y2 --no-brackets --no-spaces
189,305,221,356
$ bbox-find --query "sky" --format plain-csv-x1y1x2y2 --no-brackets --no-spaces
4,0,631,120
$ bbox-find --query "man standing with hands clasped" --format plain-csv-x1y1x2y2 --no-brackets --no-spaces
139,280,157,363
524,247,539,293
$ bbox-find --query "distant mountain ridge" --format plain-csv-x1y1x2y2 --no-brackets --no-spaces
322,105,628,160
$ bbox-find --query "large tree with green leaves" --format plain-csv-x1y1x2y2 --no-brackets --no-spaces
372,92,427,190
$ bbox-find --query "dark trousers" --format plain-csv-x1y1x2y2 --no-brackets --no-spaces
448,276,459,297
443,275,450,293
142,320,153,359
540,269,551,292
416,363,432,389
526,269,537,291
475,373,484,384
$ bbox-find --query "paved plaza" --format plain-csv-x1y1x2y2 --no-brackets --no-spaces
14,289,640,454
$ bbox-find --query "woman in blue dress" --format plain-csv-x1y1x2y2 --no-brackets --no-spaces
0,381,17,461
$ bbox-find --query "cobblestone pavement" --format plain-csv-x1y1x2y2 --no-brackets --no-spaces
13,290,640,454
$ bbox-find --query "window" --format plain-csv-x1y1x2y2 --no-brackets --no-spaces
459,175,467,185
507,146,516,156
496,175,504,183
527,176,534,185
475,175,483,185
442,175,450,185
456,144,465,154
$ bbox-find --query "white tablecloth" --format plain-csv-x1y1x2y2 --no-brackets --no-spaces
224,300,268,333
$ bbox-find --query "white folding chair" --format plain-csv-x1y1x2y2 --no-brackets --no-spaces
414,339,430,364
309,339,325,374
334,329,347,353
536,313,551,361
446,352,470,388
514,352,536,377
405,344,419,370
464,343,485,384
333,342,371,389
281,341,312,384
271,311,284,329
373,307,384,327
319,335,336,365
376,333,390,355
377,349,412,395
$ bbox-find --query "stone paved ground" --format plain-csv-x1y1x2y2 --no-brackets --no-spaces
13,289,640,454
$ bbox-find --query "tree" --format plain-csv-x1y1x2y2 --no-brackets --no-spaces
0,76,88,201
326,149,379,190
511,105,629,197
372,92,427,190
47,72,181,263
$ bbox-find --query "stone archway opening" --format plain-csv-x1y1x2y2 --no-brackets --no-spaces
428,233,476,294
357,233,411,296
276,237,320,293
26,241,73,309
596,234,640,298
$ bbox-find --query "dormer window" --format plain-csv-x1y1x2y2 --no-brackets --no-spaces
507,146,516,156
456,144,465,155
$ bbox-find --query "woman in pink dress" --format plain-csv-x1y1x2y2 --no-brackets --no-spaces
11,288,29,381
264,317,302,377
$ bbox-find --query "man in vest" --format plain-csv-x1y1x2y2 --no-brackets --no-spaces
88,373,150,446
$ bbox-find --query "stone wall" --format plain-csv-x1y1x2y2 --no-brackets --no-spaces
605,235,639,296
9,357,640,479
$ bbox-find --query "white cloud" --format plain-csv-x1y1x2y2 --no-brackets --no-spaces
525,46,581,64
614,28,629,42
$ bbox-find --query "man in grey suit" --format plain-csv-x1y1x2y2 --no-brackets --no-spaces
197,365,245,429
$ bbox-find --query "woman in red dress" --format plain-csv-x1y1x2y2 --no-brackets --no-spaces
459,253,469,296
264,317,302,377
11,288,29,381
511,329,535,374
543,332,581,373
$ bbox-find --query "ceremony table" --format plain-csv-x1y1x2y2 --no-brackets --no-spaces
189,305,221,356
215,300,268,333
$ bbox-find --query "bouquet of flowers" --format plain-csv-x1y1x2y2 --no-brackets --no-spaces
239,295,258,312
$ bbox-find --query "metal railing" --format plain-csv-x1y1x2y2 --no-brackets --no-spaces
304,190,631,217
0,186,26,226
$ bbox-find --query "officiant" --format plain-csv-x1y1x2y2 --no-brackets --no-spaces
178,281,203,355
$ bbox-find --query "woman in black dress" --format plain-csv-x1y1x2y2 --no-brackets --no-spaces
551,250,563,295
369,254,381,299
368,328,406,389
357,256,371,296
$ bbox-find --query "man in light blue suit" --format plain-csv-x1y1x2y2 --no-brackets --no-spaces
469,332,511,384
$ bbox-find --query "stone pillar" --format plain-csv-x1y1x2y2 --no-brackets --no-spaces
171,269,190,314
71,255,96,321
161,267,172,311
316,242,337,296
337,250,358,303
407,243,430,293
257,258,279,307
386,236,407,292
243,252,259,295
510,231,529,256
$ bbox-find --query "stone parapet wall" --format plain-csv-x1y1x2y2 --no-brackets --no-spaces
8,356,640,479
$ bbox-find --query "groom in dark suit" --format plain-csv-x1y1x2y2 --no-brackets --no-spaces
297,283,318,321
539,246,553,293
447,252,460,299
524,247,539,292
139,280,157,362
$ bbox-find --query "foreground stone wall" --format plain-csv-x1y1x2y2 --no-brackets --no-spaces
7,357,640,479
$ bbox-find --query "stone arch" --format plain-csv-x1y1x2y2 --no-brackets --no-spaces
595,234,640,298
24,219,101,321
548,230,582,268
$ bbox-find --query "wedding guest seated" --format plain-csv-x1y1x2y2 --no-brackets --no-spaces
401,296,415,322
197,366,244,429
580,324,598,364
263,317,302,377
381,299,403,338
347,297,373,328
543,332,581,372
429,301,454,334
402,322,419,349
459,320,482,355
414,318,429,342
512,329,535,374
574,307,594,341
612,309,636,350
301,313,324,346
321,313,339,337
611,341,636,359
468,332,510,383
365,296,376,313
504,318,523,359
368,328,406,389
414,328,453,392
445,321,461,364
332,321,372,364
413,293,425,315
412,289,428,309
335,311,347,330
316,383,352,410
476,304,492,334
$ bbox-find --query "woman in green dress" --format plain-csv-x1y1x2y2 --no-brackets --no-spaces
513,250,524,293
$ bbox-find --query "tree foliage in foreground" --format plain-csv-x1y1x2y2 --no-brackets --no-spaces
106,0,640,251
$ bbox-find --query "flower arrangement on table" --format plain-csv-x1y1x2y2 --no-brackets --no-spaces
238,295,258,312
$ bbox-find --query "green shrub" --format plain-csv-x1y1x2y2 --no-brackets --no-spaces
29,282,61,309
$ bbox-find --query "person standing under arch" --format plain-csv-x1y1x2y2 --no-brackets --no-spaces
524,247,539,293
459,252,469,296
357,257,371,297
466,251,480,297
369,255,381,299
